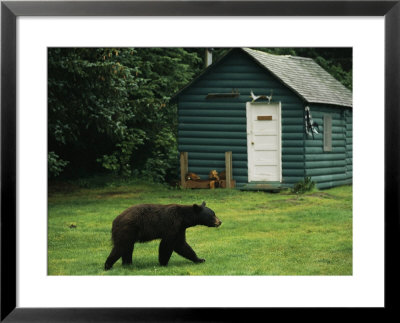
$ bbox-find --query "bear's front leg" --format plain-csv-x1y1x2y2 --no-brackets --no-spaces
174,232,205,264
175,241,205,263
158,238,175,266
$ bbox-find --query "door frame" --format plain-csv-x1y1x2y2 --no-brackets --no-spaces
246,102,282,183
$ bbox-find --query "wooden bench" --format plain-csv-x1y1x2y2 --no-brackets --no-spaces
180,151,234,189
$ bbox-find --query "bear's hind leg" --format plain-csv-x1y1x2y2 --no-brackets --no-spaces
104,246,122,270
159,238,174,266
121,243,134,266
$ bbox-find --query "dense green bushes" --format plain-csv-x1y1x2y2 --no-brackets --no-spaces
48,48,201,181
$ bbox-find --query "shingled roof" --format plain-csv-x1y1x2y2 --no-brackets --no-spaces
242,48,352,108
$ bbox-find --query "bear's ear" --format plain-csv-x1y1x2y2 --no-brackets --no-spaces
193,204,201,212
193,202,206,212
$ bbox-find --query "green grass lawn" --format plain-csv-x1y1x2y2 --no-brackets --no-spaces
48,180,352,275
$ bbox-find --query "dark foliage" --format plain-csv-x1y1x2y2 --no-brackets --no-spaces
48,48,200,181
291,177,316,194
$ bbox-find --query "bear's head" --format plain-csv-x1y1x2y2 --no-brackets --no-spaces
193,201,222,227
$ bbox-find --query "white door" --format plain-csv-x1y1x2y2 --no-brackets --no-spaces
246,102,282,182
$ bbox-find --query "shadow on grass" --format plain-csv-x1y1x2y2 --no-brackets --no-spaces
107,257,205,273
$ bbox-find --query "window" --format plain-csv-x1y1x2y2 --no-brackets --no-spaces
323,114,332,152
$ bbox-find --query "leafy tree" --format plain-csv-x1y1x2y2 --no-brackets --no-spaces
48,48,200,181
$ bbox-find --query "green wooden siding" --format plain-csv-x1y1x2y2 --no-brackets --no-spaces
345,109,353,184
305,104,352,189
177,49,352,189
178,49,305,187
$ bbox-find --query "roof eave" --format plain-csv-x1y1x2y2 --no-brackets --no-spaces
308,101,353,108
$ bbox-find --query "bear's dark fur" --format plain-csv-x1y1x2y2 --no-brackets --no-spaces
104,201,221,270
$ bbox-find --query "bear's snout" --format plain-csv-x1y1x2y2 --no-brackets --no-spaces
215,218,222,227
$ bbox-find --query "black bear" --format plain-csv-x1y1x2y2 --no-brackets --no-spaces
104,201,221,270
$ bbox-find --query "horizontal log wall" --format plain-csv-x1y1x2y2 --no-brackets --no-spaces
305,104,353,189
177,49,305,187
345,109,353,184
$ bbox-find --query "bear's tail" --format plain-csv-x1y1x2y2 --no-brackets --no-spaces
110,220,121,246
110,226,116,246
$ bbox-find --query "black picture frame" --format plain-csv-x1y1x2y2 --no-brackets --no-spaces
1,1,399,321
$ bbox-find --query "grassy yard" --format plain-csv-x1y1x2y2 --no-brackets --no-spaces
48,180,352,275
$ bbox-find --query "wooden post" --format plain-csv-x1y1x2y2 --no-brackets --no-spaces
180,152,188,188
225,151,232,189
